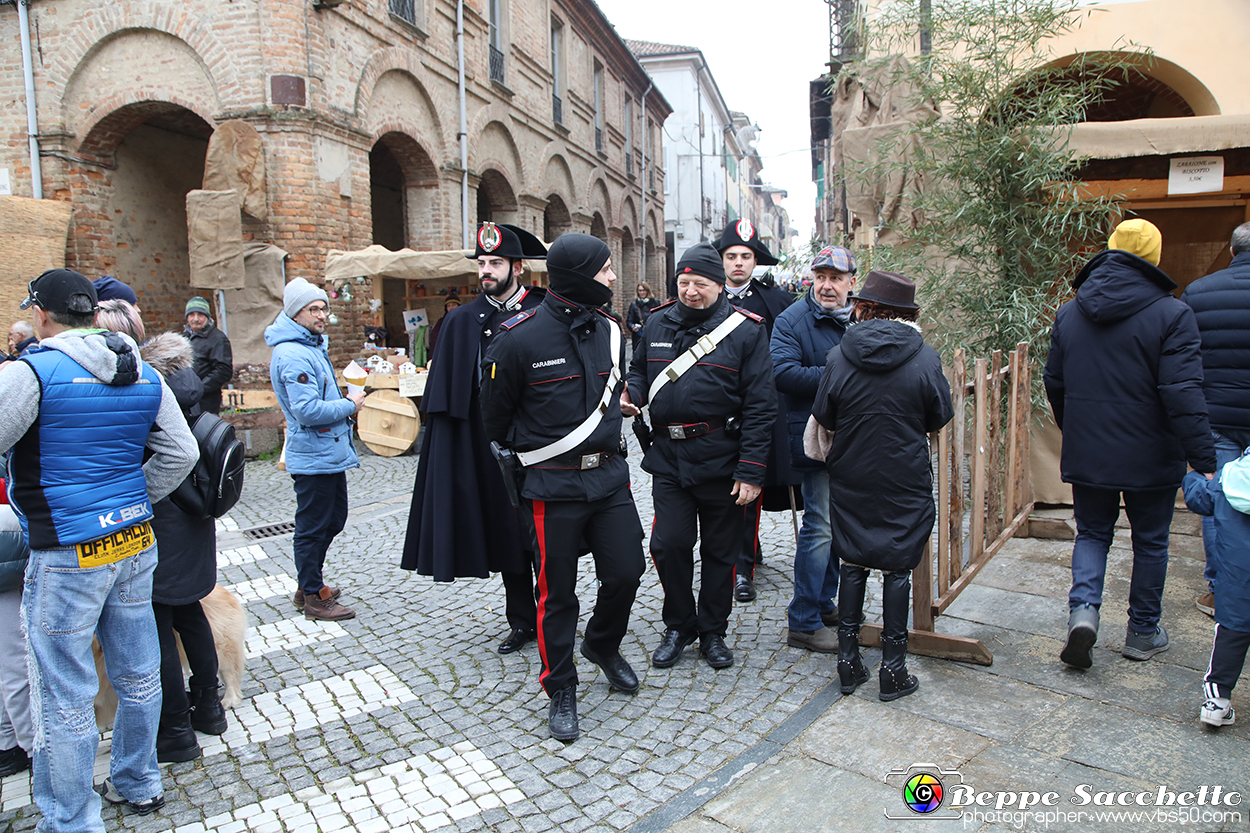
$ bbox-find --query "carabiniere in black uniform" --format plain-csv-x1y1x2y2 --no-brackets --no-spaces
626,242,777,670
480,233,645,744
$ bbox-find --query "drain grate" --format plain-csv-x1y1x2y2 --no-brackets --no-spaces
242,522,296,540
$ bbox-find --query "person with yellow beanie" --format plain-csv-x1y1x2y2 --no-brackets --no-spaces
1044,218,1216,671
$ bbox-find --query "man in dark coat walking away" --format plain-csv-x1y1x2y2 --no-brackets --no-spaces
812,271,953,702
481,233,645,743
1045,219,1216,670
714,219,795,603
623,243,777,672
401,223,547,654
1181,220,1250,618
184,296,233,414
771,245,857,653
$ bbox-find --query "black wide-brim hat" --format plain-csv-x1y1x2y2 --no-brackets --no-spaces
465,222,548,260
713,219,778,266
849,270,920,310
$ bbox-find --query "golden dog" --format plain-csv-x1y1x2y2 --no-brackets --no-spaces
93,584,246,730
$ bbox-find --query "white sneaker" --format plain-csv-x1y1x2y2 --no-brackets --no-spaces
1200,699,1235,728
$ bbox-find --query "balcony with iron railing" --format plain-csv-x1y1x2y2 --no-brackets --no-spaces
489,45,505,85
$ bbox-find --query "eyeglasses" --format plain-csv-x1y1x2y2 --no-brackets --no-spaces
304,305,329,317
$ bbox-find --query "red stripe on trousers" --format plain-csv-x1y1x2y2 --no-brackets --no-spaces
532,500,552,692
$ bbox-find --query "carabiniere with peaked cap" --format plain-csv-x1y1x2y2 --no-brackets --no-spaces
714,218,779,266
466,222,549,261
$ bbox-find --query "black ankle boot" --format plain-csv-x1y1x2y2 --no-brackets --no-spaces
879,635,919,701
879,570,918,702
190,684,228,735
157,709,202,763
837,626,869,695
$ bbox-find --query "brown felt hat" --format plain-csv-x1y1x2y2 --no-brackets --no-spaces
849,270,919,311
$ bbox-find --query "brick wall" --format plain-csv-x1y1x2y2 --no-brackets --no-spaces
0,0,669,370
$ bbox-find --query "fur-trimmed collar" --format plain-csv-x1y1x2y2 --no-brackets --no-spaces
140,332,195,377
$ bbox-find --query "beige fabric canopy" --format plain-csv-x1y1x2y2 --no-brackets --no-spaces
324,245,548,285
1065,114,1250,160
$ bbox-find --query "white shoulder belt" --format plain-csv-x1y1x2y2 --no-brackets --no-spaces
647,310,749,404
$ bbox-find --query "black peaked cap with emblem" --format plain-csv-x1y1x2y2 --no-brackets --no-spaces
465,222,548,260
714,219,778,266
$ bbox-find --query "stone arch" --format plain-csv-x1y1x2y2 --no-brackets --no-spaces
63,29,222,148
49,4,242,115
360,66,445,159
477,168,519,225
474,120,526,190
647,208,663,245
590,212,608,243
67,102,215,335
370,131,440,251
1019,52,1219,119
587,175,613,227
542,152,577,211
77,96,218,159
543,194,573,244
620,226,639,287
619,196,639,237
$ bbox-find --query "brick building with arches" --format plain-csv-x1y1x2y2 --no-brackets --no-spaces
0,0,670,357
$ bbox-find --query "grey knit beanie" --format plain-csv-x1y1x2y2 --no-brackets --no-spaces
283,278,329,318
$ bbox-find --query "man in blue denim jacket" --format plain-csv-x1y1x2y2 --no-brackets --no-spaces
266,278,364,622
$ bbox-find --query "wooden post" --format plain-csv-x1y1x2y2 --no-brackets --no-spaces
987,350,1003,540
937,420,951,596
949,350,966,581
1004,346,1021,523
969,358,988,562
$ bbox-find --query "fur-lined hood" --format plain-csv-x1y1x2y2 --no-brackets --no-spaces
140,332,195,377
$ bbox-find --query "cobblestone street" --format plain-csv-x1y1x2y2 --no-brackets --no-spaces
1,438,859,833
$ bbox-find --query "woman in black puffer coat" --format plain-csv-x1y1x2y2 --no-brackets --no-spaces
97,301,227,763
811,272,954,703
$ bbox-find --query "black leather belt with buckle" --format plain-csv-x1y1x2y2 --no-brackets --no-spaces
662,417,727,440
543,451,615,469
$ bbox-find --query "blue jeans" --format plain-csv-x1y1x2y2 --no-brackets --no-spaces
788,469,840,632
1202,432,1244,588
1069,484,1176,634
292,472,349,594
22,541,162,833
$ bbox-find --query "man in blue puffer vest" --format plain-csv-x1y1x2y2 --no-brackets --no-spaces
770,246,857,654
1181,221,1250,618
266,278,364,622
0,269,198,830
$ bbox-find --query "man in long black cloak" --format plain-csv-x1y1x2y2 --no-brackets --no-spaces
400,222,547,653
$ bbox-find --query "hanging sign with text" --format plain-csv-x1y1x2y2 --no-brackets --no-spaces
1168,156,1224,195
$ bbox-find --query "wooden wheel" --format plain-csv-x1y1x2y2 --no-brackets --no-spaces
356,389,420,456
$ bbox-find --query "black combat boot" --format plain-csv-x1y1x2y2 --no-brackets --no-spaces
190,683,229,735
156,708,202,763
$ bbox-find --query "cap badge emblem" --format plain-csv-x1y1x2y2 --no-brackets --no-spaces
479,223,502,253
735,219,755,242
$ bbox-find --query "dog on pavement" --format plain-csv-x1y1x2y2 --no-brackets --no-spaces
94,584,246,730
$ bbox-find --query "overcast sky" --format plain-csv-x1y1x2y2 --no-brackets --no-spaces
593,0,831,243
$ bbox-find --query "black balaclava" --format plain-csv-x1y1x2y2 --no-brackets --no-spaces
546,233,613,307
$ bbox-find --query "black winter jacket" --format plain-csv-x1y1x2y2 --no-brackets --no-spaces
143,333,217,607
813,320,953,571
626,296,777,487
1044,249,1216,490
1182,251,1250,448
185,321,233,414
481,290,629,502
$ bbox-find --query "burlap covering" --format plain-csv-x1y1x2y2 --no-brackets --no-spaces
203,120,268,220
218,243,288,366
325,245,548,285
1030,411,1072,506
187,189,245,290
0,196,72,340
1063,114,1250,161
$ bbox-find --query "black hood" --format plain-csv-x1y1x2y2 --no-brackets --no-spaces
1074,249,1176,324
839,319,925,372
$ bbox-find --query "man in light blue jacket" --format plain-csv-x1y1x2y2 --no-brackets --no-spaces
266,278,364,621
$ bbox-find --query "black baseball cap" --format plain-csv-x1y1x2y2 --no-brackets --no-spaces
20,269,99,314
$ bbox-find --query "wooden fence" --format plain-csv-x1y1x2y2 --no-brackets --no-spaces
860,342,1033,665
